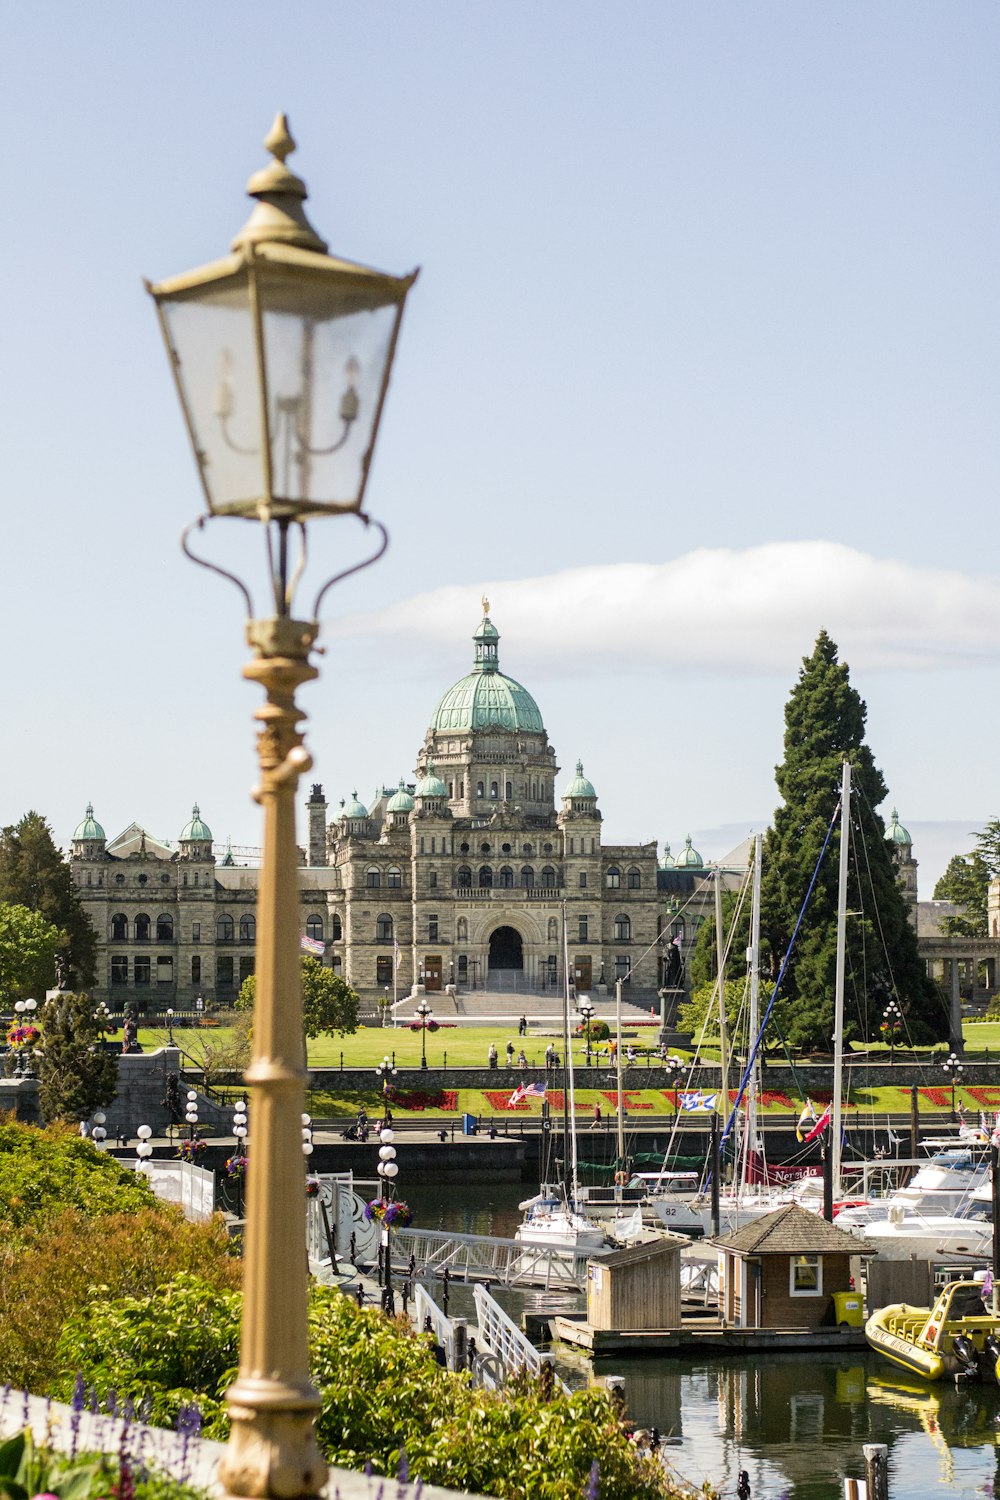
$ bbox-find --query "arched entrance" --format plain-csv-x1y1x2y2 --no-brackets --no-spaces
488,925,523,973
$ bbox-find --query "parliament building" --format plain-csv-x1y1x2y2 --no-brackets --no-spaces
69,606,721,1010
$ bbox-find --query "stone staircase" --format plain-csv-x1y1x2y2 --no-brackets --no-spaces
391,987,659,1026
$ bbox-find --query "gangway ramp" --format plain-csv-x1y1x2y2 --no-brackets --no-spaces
393,1225,592,1290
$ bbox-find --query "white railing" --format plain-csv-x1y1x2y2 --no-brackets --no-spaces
392,1225,589,1289
306,1173,379,1272
473,1284,569,1395
141,1159,214,1221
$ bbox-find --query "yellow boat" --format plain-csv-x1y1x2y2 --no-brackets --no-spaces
865,1279,1000,1384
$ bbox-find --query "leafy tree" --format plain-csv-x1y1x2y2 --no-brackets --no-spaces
0,812,96,989
678,978,775,1042
37,990,118,1123
692,632,945,1051
932,819,1000,936
236,956,359,1040
0,902,61,1007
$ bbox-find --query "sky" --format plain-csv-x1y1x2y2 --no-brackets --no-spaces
2,3,998,893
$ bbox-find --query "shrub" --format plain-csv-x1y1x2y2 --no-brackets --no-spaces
0,1122,154,1235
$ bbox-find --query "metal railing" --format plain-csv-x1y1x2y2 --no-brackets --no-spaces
391,1225,590,1289
472,1284,569,1394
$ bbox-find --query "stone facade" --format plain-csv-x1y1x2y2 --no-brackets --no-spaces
72,610,718,1010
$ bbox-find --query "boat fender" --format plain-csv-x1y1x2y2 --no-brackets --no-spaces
925,1324,938,1345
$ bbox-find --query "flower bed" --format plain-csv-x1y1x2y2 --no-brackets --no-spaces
967,1087,1000,1108
602,1091,653,1111
391,1089,457,1112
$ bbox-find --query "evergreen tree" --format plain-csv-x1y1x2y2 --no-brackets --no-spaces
0,813,96,989
932,819,1000,936
37,990,118,1123
692,632,946,1050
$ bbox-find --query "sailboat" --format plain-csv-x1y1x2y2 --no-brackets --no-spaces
515,903,610,1255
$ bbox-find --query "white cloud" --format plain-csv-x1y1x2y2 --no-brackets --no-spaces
328,542,1000,677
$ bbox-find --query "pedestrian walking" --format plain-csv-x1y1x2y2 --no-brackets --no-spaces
505,1040,515,1067
591,1103,602,1129
518,1014,527,1037
488,1042,498,1069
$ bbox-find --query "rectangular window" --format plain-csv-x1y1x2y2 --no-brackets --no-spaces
431,837,436,853
428,918,439,941
615,955,630,984
134,956,151,985
790,1256,822,1296
420,837,425,854
156,956,173,984
191,956,201,986
429,871,438,888
458,954,468,976
239,956,255,983
569,837,574,854
111,955,128,985
578,917,588,941
579,872,587,888
192,921,201,942
376,956,393,984
331,955,342,974
217,956,234,986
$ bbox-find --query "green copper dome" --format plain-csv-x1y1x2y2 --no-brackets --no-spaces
562,760,596,799
387,779,415,814
661,842,675,870
675,835,703,870
180,804,212,842
74,803,105,842
886,808,912,846
342,791,368,820
415,763,448,799
431,610,544,735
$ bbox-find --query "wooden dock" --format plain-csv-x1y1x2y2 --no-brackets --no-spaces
551,1313,868,1356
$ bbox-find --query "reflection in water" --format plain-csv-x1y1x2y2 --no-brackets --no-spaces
406,1183,1000,1499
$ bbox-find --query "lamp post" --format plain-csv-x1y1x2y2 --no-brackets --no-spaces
942,1050,964,1123
166,1007,175,1045
376,1126,399,1313
185,1089,200,1141
90,1111,107,1148
375,1054,397,1097
881,1000,902,1066
414,998,433,1070
664,1054,684,1114
12,999,38,1077
148,113,416,1500
136,1124,154,1174
579,999,595,1068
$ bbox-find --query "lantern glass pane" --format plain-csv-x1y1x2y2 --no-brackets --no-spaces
258,267,400,514
160,279,266,516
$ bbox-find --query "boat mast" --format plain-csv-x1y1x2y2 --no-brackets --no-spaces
615,977,626,1172
561,901,579,1201
832,759,851,1200
715,866,730,1125
742,832,762,1192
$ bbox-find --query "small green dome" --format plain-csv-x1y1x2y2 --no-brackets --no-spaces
180,803,213,842
430,610,544,735
387,779,415,814
886,808,912,846
342,791,368,820
675,835,703,870
74,803,105,842
562,760,596,800
661,842,675,870
415,763,448,799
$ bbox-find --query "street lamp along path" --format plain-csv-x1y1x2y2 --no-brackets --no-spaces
147,114,417,1500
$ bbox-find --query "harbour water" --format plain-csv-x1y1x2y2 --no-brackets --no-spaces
405,1181,1000,1500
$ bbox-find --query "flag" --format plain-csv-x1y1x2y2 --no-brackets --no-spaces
508,1082,547,1107
803,1105,832,1143
394,937,400,970
796,1100,817,1143
300,934,325,956
679,1091,718,1112
991,1112,1000,1149
983,1268,994,1300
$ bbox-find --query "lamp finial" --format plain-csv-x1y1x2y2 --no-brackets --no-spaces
232,112,328,255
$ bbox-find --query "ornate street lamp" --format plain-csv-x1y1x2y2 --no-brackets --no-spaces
664,1054,684,1114
166,1007,175,1045
185,1089,200,1141
136,1124,154,1174
942,1050,964,1123
90,1111,107,1148
579,999,595,1068
881,1000,902,1066
375,1054,397,1096
414,998,433,1070
376,1127,399,1313
148,114,416,1500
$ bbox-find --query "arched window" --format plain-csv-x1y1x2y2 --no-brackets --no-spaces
331,914,343,941
456,866,472,888
386,867,402,888
520,865,534,888
134,913,151,941
115,873,125,886
478,866,493,888
498,866,514,887
614,914,631,941
156,914,173,941
456,917,468,941
111,913,127,941
306,914,324,942
523,843,533,855
547,918,558,941
217,913,234,942
239,914,256,942
541,866,556,888
376,914,393,942
606,866,621,889
627,867,641,889
476,781,485,798
490,781,499,799
366,866,381,888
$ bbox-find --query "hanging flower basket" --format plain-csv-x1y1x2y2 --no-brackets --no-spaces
176,1138,207,1162
225,1153,247,1178
6,1024,40,1050
306,1176,321,1198
364,1197,413,1229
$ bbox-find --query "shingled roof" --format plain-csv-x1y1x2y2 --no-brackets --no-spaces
712,1202,870,1256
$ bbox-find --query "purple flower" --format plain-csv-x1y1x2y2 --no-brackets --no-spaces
585,1460,600,1500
